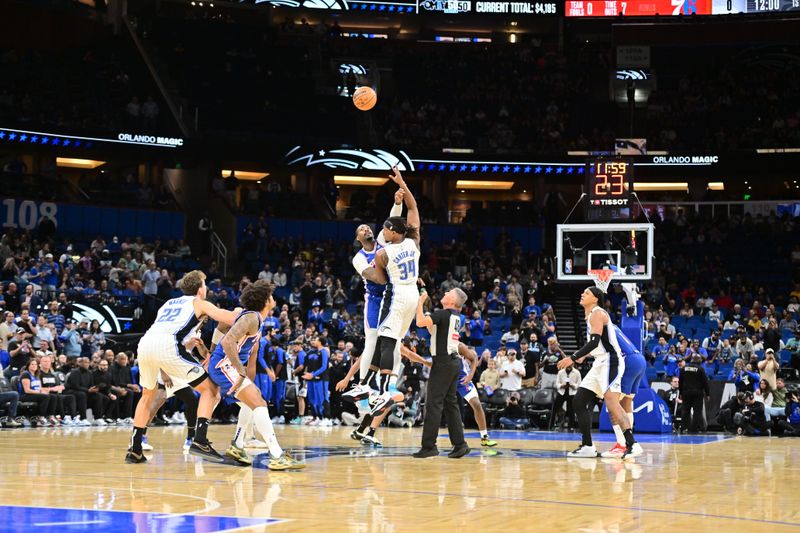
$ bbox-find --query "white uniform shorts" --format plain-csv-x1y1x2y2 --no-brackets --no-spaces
377,284,418,341
138,333,206,391
580,353,625,399
157,374,190,399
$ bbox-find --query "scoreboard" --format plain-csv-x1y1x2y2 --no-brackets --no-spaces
565,0,800,16
585,158,633,221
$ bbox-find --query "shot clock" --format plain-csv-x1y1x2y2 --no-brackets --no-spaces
585,158,633,221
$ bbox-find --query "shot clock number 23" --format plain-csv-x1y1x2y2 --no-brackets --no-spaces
591,161,628,197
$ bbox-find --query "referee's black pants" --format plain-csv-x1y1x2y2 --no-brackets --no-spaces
421,353,465,450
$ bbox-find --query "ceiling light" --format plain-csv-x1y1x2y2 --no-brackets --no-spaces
633,182,688,192
333,176,389,186
56,157,106,169
707,182,724,191
221,169,269,181
456,180,514,190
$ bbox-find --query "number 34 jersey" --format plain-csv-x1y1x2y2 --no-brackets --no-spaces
383,238,419,286
377,238,420,341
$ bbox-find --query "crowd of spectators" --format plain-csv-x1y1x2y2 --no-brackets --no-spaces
646,45,800,152
0,39,171,136
2,204,799,433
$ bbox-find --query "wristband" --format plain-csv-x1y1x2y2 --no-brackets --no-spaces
570,354,579,362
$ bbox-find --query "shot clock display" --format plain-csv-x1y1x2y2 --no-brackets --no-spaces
585,158,633,221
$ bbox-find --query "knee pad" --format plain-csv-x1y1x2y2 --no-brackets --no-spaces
378,336,396,370
369,337,383,367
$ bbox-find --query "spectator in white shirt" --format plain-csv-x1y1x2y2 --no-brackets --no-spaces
258,263,274,283
499,349,525,391
273,266,287,288
554,366,581,429
500,327,520,345
706,304,722,326
723,318,740,331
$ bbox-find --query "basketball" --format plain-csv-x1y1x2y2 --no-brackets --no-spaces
352,86,377,111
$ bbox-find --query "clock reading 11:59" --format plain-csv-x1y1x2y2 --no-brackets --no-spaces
591,161,628,196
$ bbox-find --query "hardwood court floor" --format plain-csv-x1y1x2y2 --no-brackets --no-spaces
1,424,799,532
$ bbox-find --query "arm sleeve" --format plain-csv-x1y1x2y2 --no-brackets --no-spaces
571,334,601,360
352,253,370,276
389,202,403,218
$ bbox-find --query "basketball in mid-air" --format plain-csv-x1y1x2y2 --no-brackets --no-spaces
353,86,377,111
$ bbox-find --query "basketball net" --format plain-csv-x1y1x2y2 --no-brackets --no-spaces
587,269,615,293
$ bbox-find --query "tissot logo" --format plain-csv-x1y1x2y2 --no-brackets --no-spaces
593,199,629,206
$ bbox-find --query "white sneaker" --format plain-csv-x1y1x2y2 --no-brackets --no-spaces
600,443,626,458
141,436,154,451
94,419,107,426
630,443,644,457
567,445,598,458
332,419,341,426
321,419,333,427
62,415,74,426
123,417,134,425
277,416,285,424
306,418,320,426
245,438,268,449
369,392,392,417
342,383,374,401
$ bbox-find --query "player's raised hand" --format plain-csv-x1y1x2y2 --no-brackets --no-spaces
394,188,405,205
389,165,405,186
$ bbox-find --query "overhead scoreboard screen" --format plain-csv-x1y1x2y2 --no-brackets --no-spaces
249,0,560,14
565,0,800,16
585,157,633,221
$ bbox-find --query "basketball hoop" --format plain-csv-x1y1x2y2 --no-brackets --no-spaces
588,269,616,293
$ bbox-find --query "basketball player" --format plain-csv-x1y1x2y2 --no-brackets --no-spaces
556,286,635,459
126,270,237,464
601,325,646,458
456,342,498,447
139,320,208,453
359,167,421,418
343,188,404,403
207,280,304,470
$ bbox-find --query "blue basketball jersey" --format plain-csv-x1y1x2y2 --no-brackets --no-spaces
611,324,640,356
211,310,263,365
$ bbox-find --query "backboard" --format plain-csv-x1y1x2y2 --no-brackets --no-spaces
555,223,654,282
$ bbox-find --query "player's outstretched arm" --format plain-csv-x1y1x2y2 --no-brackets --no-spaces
388,167,420,244
400,345,431,368
195,299,238,327
336,356,361,390
389,188,404,218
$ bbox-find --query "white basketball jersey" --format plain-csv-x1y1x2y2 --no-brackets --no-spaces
585,306,622,361
147,296,198,337
383,238,419,286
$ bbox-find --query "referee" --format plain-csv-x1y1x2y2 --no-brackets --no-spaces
412,287,470,459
